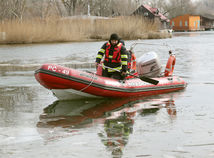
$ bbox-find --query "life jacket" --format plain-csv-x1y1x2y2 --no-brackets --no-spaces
164,54,176,77
127,51,132,69
131,53,136,70
127,51,136,70
104,42,122,63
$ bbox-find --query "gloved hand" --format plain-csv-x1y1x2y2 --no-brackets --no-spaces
121,71,126,76
95,62,99,69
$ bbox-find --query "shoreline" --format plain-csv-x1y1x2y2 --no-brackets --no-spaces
0,17,172,45
0,31,172,45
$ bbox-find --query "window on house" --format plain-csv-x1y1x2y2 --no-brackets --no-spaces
172,21,174,26
180,21,182,26
144,12,148,17
185,21,188,26
198,20,200,28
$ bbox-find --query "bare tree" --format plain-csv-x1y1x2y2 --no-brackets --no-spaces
163,0,195,18
92,0,111,16
0,0,67,20
0,0,26,20
61,0,78,16
110,0,137,16
25,0,67,18
55,0,68,17
194,0,214,15
148,0,167,13
3,0,211,20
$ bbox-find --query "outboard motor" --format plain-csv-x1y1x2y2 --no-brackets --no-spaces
136,51,161,77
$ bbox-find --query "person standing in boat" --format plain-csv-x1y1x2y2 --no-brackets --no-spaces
95,33,128,80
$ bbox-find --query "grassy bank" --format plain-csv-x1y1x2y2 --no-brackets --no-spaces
0,16,171,44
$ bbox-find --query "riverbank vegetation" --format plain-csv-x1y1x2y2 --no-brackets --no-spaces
0,16,171,44
2,0,213,44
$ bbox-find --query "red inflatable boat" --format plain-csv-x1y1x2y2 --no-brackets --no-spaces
35,62,186,100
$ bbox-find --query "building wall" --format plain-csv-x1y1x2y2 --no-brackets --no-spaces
189,16,200,30
170,14,200,31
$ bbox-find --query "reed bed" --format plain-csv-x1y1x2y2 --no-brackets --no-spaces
0,16,170,44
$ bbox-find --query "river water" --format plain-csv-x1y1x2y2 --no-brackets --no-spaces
0,32,214,158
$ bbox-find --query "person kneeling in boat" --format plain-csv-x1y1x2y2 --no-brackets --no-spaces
95,33,128,80
127,50,136,73
119,39,136,74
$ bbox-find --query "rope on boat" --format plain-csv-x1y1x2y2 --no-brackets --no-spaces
79,71,96,92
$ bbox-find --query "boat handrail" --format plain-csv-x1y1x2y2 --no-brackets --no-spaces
129,42,171,51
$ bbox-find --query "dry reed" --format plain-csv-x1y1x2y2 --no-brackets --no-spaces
0,16,170,44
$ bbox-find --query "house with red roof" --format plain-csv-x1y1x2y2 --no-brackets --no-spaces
132,4,170,29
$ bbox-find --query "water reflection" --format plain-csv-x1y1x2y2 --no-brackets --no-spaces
173,31,214,37
99,114,133,158
0,87,36,111
37,93,178,157
0,86,54,128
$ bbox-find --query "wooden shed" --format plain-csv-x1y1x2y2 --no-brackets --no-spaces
170,14,201,31
132,4,170,29
201,14,214,30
